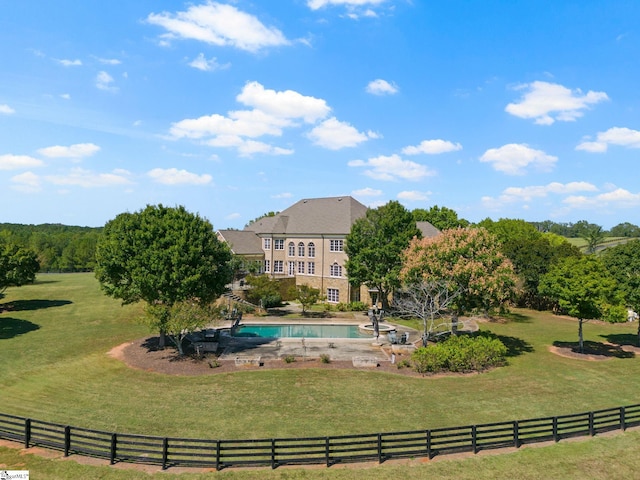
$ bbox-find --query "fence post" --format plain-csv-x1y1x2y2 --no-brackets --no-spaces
472,425,477,454
377,433,383,463
553,417,558,442
162,437,169,470
325,437,330,467
621,406,626,431
24,418,31,448
110,433,117,465
215,440,221,471
64,426,71,456
426,430,432,460
589,411,595,436
271,438,276,469
513,421,519,448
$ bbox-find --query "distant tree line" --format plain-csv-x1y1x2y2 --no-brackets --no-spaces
0,223,101,272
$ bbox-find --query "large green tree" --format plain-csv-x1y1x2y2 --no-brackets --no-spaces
539,256,619,353
602,240,640,345
400,227,518,322
0,243,40,297
501,236,582,309
412,205,469,230
95,205,232,347
345,201,421,310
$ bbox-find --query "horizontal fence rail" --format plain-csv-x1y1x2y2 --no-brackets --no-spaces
1,404,639,471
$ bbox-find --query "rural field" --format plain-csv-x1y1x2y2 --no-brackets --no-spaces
1,273,640,479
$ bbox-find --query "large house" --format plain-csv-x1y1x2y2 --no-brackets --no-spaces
217,196,439,306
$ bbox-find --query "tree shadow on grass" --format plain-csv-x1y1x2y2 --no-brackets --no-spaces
0,317,40,339
600,333,638,348
553,340,635,359
1,299,72,312
499,311,532,323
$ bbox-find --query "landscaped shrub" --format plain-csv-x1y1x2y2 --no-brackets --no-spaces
601,303,627,323
348,301,368,312
283,355,296,363
320,353,331,364
410,334,507,374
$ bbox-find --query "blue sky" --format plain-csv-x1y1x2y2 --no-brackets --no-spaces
1,1,639,229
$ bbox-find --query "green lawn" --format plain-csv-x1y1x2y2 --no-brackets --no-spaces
1,273,640,477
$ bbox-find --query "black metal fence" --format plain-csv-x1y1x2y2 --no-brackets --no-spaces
1,404,639,470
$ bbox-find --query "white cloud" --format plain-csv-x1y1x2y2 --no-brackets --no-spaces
0,104,15,115
206,136,294,157
11,172,42,193
171,111,290,139
307,117,372,149
366,79,398,95
0,154,44,170
397,190,431,201
147,168,212,185
95,57,121,65
96,71,116,91
37,143,100,160
479,143,557,175
402,139,462,155
352,187,382,196
307,0,386,10
60,93,71,100
57,58,82,67
481,181,599,210
188,53,229,71
147,2,289,52
348,154,435,181
505,81,608,125
46,168,132,188
576,127,640,153
170,82,329,147
237,81,330,123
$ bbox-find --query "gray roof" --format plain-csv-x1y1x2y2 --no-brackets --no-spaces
245,196,368,236
217,230,263,255
416,221,440,238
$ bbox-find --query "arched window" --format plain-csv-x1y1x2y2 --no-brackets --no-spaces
298,242,305,257
330,262,342,277
308,242,315,258
288,242,295,256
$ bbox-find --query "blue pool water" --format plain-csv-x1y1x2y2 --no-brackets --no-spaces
232,323,371,339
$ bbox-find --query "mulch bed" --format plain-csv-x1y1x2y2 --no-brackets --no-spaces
109,337,427,377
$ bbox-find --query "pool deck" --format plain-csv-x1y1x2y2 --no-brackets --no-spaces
215,311,419,362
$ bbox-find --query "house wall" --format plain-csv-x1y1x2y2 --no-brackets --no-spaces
260,234,371,305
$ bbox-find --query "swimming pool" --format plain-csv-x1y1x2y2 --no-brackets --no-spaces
232,323,372,339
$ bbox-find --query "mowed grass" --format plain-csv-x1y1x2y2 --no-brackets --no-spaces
2,273,640,478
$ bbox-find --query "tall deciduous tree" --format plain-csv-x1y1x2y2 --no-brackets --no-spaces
345,201,421,310
538,256,619,353
400,227,518,322
581,225,606,254
412,205,469,230
0,243,40,296
95,205,232,347
602,240,640,345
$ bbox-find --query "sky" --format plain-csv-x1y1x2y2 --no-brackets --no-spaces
1,1,639,230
